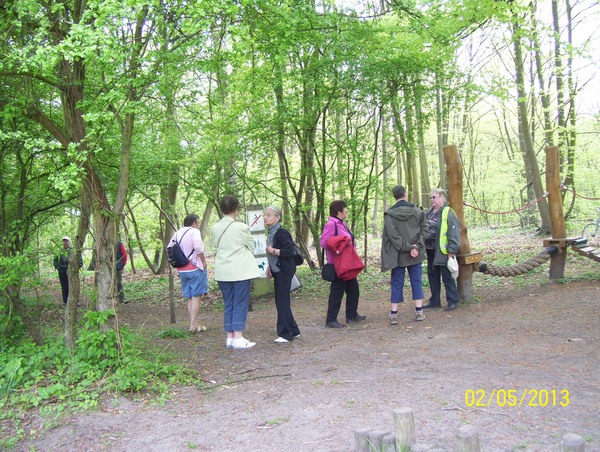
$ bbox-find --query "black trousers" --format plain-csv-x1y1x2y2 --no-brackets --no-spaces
272,270,301,341
326,276,360,323
426,248,458,305
117,268,125,302
58,270,69,304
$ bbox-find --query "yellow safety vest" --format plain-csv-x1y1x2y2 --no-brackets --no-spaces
440,207,455,255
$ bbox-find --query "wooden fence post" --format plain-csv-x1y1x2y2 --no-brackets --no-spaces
443,145,481,303
545,146,567,279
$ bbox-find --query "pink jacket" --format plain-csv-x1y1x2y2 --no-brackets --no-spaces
320,217,354,263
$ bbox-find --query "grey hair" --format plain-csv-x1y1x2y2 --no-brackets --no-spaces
430,188,446,199
265,205,282,220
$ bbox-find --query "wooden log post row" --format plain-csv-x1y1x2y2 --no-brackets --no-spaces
545,146,568,280
354,411,586,452
443,145,481,303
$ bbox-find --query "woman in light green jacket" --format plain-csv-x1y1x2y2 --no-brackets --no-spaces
211,195,261,350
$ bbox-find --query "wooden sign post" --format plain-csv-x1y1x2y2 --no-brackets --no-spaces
443,145,481,303
545,146,567,280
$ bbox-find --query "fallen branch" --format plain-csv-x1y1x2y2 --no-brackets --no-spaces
473,407,509,416
204,373,293,389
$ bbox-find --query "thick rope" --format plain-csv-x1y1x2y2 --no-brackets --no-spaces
478,246,560,277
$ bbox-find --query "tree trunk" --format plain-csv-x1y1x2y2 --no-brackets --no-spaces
127,201,159,274
414,81,431,206
435,74,448,189
513,17,552,234
552,0,567,154
531,1,554,146
563,0,576,217
6,284,44,346
382,108,390,212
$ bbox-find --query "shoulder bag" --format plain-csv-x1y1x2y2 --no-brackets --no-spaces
321,221,338,282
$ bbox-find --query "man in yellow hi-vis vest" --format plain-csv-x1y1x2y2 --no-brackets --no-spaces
422,189,461,311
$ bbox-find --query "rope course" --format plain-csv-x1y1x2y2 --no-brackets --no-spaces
477,246,560,277
463,192,550,215
560,184,600,201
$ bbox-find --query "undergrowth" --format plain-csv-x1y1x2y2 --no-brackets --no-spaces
0,310,200,449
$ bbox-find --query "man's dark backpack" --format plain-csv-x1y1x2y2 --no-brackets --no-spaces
167,228,194,268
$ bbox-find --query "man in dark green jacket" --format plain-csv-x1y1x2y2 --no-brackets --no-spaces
53,236,83,305
381,185,429,324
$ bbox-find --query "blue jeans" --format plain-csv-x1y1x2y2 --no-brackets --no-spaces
426,248,458,305
218,280,251,332
391,263,424,304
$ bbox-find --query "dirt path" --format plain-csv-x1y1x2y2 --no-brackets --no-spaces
17,277,600,452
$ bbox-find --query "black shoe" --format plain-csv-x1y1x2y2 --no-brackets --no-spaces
326,321,346,328
422,301,442,309
346,314,366,323
444,303,457,311
119,300,129,304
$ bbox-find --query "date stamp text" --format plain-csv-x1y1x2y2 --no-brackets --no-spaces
465,389,569,407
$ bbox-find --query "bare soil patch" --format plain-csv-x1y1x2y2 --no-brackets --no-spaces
14,265,600,452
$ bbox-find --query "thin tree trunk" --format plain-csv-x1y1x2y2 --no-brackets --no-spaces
127,201,159,274
513,17,552,234
563,0,576,212
382,108,389,212
414,81,431,206
531,1,554,146
6,285,44,346
435,75,448,189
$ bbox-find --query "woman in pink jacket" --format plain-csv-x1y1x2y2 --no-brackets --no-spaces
320,200,366,328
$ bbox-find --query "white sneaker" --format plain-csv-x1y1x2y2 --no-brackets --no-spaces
232,337,256,349
274,337,289,343
294,334,302,338
415,311,426,321
226,338,233,349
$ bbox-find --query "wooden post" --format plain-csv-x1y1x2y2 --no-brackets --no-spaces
393,407,416,450
368,430,390,452
443,145,479,303
545,146,567,279
382,434,397,452
561,433,586,452
456,425,482,452
355,428,372,452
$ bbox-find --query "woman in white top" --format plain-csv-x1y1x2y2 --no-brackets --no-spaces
211,195,261,350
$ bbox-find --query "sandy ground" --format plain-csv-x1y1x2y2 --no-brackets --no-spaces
14,274,600,452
